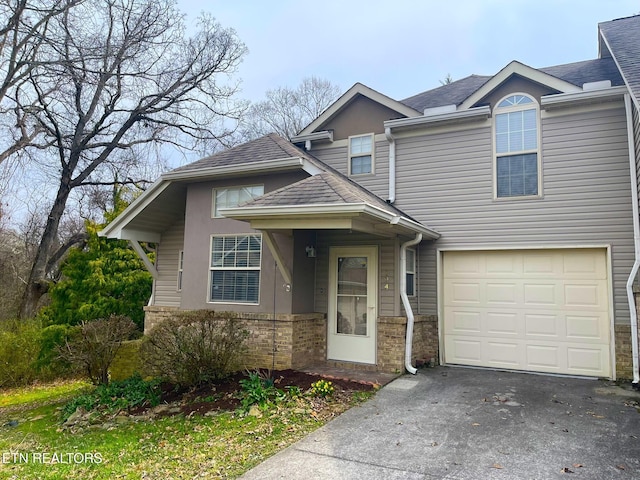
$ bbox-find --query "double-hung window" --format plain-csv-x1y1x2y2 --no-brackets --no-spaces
213,185,264,217
406,248,416,297
494,94,540,198
177,250,184,291
209,234,262,304
349,134,374,175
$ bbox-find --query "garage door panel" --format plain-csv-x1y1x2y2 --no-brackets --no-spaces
486,283,518,304
566,314,608,341
567,346,608,374
443,249,611,378
447,282,481,304
525,313,562,337
444,308,482,334
486,312,520,336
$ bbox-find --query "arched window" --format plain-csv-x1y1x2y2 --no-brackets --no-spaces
494,94,540,198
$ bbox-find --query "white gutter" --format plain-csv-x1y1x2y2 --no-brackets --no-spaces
385,127,396,203
384,105,491,130
624,93,640,385
401,233,422,374
162,157,306,181
541,85,627,110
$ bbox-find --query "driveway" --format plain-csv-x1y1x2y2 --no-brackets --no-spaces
241,367,640,479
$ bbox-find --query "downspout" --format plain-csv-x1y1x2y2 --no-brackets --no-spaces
623,93,640,385
401,233,422,374
385,127,396,203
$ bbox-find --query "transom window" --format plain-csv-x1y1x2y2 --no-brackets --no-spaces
213,185,264,217
494,94,540,198
349,134,374,175
209,234,261,304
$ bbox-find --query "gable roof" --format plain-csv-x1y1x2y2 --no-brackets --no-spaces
401,58,624,112
220,171,439,239
295,83,420,137
599,15,640,107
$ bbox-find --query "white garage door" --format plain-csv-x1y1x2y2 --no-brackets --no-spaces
443,249,611,377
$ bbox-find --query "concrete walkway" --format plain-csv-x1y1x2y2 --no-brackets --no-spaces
241,367,640,479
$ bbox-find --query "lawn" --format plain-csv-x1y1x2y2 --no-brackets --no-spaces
0,374,375,479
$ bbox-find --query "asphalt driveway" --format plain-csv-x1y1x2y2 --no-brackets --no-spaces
241,367,640,479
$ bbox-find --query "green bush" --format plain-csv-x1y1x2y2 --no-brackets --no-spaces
0,319,43,387
35,324,77,378
140,311,248,387
62,374,160,421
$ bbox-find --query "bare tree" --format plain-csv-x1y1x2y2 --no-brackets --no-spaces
0,0,82,165
240,76,340,141
17,0,247,318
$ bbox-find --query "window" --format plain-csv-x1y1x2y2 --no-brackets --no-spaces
209,234,261,303
213,185,264,217
177,250,184,291
349,134,374,175
406,248,416,297
494,94,540,198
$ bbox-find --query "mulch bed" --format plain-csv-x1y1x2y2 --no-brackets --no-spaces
134,369,375,417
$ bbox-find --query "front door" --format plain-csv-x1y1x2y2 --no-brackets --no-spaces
327,246,377,364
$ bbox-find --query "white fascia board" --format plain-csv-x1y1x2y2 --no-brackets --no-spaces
220,203,370,219
384,105,490,130
221,202,440,239
459,61,582,110
297,83,421,136
162,157,305,181
541,85,628,110
98,179,171,239
291,130,333,143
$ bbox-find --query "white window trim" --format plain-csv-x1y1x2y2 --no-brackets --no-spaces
177,250,184,292
211,184,264,218
207,233,262,305
492,93,543,200
406,247,416,298
348,133,375,176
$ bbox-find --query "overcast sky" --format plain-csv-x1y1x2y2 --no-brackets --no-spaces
177,0,639,103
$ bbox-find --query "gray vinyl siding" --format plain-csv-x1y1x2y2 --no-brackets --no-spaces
153,218,184,307
314,232,398,317
311,139,390,200
633,103,640,200
394,105,634,325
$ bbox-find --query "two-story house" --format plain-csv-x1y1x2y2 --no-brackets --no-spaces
101,14,640,382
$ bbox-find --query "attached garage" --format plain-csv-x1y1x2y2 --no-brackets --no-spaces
442,249,612,378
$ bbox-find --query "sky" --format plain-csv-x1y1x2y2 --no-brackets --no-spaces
176,0,639,103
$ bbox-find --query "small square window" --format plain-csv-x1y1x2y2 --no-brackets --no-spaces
349,134,374,175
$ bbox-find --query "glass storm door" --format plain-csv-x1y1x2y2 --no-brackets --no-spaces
327,246,377,364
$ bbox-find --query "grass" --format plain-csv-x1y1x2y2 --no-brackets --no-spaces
0,380,375,479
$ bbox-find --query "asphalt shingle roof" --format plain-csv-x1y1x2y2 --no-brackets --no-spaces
401,58,624,111
599,15,640,104
170,133,310,173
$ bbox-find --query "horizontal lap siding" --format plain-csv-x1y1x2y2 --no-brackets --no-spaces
395,106,634,325
153,219,184,307
311,140,390,200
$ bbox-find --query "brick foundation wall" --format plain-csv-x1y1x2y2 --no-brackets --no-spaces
377,315,439,373
615,324,633,380
144,307,325,371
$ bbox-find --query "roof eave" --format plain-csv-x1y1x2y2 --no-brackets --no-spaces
162,157,308,181
541,85,628,110
384,105,491,131
220,203,440,239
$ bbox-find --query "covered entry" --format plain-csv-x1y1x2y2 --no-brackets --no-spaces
442,248,612,377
